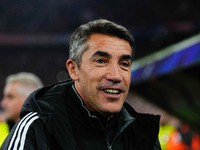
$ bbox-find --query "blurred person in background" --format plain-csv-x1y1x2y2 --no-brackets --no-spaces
166,123,200,150
159,111,200,150
0,72,43,146
159,113,181,150
1,19,161,150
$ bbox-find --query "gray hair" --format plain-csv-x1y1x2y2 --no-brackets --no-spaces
6,72,43,97
69,19,135,67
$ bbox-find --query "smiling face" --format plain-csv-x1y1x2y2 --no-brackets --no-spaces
66,33,132,116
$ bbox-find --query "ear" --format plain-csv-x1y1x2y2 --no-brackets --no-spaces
66,59,79,80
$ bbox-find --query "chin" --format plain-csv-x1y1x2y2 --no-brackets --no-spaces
99,101,124,115
104,107,122,115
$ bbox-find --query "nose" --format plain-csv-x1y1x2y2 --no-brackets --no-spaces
105,64,122,83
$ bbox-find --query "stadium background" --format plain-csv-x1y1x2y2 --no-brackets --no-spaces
0,0,200,134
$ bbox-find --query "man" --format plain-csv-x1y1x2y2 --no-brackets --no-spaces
1,19,161,150
0,72,43,146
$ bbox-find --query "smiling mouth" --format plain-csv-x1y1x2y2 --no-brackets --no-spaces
103,89,121,94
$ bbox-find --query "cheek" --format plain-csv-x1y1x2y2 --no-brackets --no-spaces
12,98,23,109
126,77,131,87
12,102,23,115
123,72,131,84
8,100,17,108
80,68,102,85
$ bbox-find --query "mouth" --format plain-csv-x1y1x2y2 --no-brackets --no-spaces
103,89,122,94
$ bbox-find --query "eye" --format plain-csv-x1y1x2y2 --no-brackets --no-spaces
96,58,106,64
7,94,14,100
121,61,130,67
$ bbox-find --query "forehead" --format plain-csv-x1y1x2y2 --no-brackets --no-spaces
4,82,20,94
85,33,132,56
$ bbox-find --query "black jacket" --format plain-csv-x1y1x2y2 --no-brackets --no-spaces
1,80,161,150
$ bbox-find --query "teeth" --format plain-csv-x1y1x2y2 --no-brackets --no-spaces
104,89,120,94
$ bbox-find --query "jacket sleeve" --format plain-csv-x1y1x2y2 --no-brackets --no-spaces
153,138,161,150
0,112,47,150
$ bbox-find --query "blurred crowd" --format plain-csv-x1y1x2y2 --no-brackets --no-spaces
127,92,200,150
159,112,200,150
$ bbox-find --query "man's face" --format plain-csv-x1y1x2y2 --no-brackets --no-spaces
67,33,132,116
1,82,25,123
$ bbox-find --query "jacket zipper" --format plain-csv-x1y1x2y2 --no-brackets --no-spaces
108,118,134,150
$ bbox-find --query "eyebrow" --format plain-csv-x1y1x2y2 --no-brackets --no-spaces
92,50,132,61
92,51,111,58
119,54,132,61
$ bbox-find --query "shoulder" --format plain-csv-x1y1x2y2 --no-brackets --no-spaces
37,80,73,96
124,102,160,124
124,102,160,133
20,80,74,117
124,102,161,149
33,80,74,106
0,112,49,150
